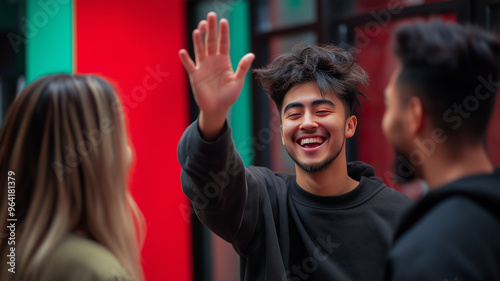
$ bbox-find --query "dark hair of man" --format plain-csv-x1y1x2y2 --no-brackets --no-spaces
254,43,368,117
394,20,500,143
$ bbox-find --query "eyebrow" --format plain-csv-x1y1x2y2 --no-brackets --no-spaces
283,102,304,114
283,99,335,114
311,99,335,108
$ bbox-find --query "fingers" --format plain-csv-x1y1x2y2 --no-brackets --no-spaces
179,49,196,74
197,20,207,33
206,12,218,55
218,18,230,55
193,29,205,64
185,12,235,76
235,53,255,81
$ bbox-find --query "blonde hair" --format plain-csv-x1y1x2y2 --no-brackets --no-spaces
0,74,145,280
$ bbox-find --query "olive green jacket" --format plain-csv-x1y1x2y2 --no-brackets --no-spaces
39,233,133,281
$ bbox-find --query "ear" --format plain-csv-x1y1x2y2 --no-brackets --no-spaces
345,115,357,138
281,124,285,146
407,96,424,136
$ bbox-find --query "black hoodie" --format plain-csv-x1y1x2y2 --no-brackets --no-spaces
386,170,500,281
178,121,413,281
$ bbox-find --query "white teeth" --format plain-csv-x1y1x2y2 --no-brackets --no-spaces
300,137,324,146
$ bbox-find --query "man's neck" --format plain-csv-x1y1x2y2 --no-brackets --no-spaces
420,142,494,190
295,159,358,197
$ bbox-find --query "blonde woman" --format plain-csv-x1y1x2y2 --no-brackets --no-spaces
0,74,145,281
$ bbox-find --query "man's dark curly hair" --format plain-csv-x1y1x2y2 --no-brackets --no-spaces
253,43,368,117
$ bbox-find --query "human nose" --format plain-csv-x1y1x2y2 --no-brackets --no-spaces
299,111,318,131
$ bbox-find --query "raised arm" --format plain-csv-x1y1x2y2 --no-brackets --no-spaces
177,12,259,251
179,12,255,140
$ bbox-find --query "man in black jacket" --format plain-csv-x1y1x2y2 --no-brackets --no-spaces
178,12,412,281
382,20,500,280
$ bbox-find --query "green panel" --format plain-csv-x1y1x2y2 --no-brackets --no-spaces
227,1,252,166
195,1,253,166
26,0,73,82
255,0,316,32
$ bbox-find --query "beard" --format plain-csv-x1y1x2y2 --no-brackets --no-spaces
392,149,417,183
385,117,417,183
285,138,345,173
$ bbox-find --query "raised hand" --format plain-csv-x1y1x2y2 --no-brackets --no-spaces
179,12,255,140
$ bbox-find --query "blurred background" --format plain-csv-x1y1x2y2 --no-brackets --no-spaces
1,0,499,280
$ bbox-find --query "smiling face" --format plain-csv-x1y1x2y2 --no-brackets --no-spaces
280,82,357,172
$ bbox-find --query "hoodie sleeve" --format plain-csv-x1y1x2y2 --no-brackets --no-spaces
177,120,260,250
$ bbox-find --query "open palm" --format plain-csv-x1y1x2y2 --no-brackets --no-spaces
179,12,255,115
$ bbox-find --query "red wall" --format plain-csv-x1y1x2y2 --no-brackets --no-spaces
75,1,191,280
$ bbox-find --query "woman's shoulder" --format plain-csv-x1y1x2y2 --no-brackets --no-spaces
39,233,133,281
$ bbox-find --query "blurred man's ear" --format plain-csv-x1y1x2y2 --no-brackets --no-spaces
407,96,424,136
